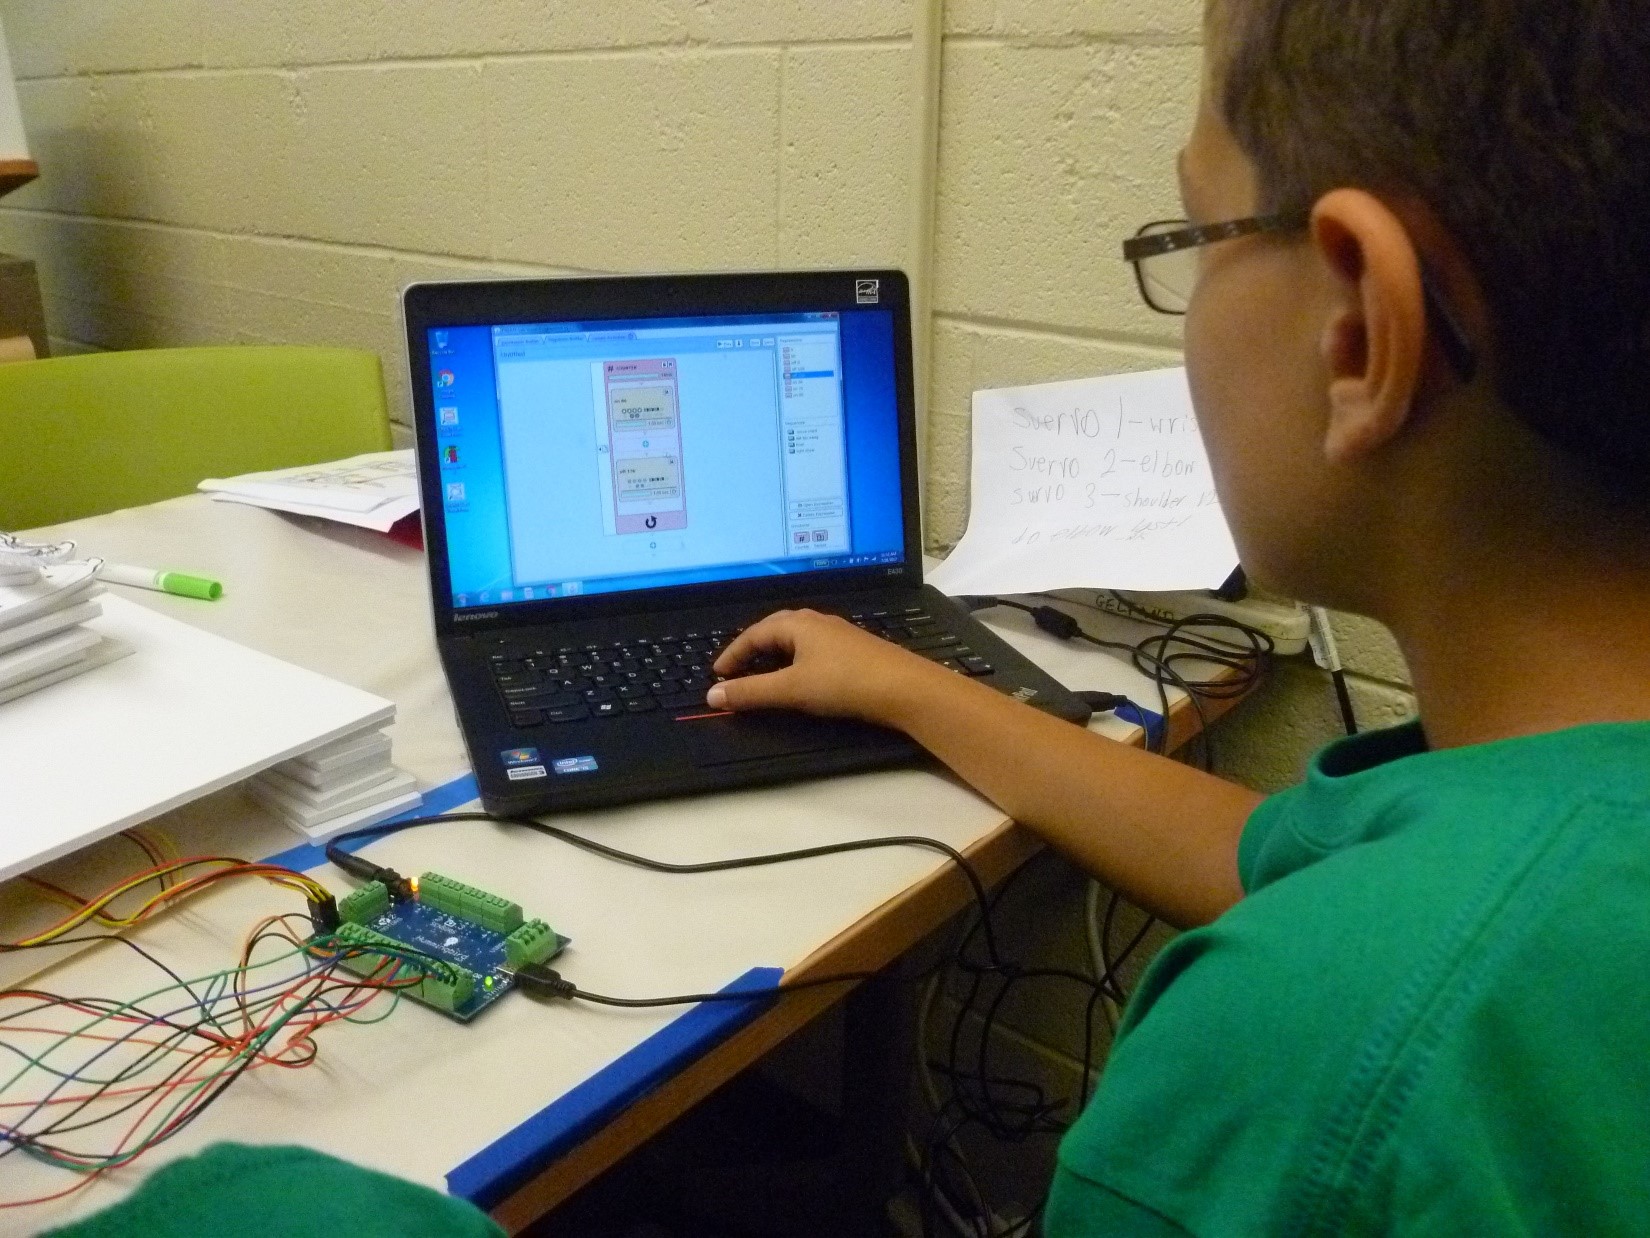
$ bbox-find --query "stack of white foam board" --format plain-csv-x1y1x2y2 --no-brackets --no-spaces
248,722,421,841
0,593,416,883
0,560,129,705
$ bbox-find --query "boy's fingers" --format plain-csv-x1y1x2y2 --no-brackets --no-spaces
713,611,799,675
706,668,792,712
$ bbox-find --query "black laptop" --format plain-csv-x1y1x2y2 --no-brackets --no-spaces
402,270,1089,814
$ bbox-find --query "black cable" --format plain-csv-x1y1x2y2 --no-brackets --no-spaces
326,809,1006,1000
967,595,1275,771
1331,667,1359,736
1099,893,1157,1003
515,965,881,1008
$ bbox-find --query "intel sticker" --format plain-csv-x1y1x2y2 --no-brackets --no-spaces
553,756,599,776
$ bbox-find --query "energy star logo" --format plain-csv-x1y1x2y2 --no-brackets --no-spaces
855,279,880,304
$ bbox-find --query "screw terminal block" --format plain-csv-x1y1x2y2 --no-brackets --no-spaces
338,880,391,925
503,918,559,969
417,871,524,935
332,921,477,1013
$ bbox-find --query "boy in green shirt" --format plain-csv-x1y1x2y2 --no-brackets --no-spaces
707,0,1650,1232
60,0,1650,1233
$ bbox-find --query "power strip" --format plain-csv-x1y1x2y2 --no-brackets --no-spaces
1049,589,1311,656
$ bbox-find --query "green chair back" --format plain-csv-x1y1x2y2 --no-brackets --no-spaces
0,345,393,530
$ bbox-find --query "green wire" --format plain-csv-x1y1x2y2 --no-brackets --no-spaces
1,934,432,1176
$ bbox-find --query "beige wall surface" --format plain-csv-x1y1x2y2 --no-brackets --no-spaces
0,0,1416,1219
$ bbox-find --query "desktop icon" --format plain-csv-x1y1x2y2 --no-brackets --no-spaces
436,369,456,388
433,331,449,349
446,481,466,503
443,445,460,465
438,406,460,427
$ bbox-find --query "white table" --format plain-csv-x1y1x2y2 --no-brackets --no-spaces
2,495,1214,1232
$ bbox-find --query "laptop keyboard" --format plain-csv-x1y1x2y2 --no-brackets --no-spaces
486,607,997,729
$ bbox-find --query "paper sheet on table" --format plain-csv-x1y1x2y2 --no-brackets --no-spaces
927,368,1240,596
199,449,419,529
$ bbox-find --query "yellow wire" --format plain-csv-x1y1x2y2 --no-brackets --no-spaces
11,861,329,948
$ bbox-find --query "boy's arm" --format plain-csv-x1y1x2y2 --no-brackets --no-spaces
710,611,1261,929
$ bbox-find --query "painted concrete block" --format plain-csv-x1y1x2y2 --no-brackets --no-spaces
779,45,911,268
485,51,781,270
282,64,490,256
932,41,1199,336
946,0,1203,41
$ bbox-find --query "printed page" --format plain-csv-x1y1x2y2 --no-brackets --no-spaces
199,450,417,515
927,368,1240,596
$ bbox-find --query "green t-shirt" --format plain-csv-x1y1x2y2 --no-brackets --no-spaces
1046,721,1650,1236
42,1143,503,1238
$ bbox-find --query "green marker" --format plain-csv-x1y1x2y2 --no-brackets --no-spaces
98,561,224,601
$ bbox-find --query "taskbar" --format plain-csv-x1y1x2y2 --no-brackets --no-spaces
453,550,902,608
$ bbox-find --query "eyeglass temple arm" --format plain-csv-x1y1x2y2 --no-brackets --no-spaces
1419,266,1478,382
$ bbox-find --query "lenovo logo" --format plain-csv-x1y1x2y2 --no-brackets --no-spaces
455,610,500,622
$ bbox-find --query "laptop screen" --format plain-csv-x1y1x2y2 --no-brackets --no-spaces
426,308,907,609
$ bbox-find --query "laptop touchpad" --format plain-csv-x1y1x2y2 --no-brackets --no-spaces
678,711,866,767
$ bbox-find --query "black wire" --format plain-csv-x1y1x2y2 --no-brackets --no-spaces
1331,668,1360,736
1078,980,1106,1110
326,809,1006,1001
972,595,1274,772
562,970,879,1008
1,955,411,1163
0,934,234,1042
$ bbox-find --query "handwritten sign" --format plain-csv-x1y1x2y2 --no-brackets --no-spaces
927,368,1240,596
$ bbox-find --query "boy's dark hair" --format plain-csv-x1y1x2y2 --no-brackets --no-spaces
1218,1,1650,493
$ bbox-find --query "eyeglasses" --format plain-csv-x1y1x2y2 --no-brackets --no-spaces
1124,213,1308,315
1122,213,1478,381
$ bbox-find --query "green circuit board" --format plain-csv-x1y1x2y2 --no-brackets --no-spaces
325,873,568,1021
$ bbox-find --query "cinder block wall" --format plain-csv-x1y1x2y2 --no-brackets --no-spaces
0,0,1417,1207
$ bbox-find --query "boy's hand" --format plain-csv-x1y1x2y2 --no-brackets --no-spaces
707,609,957,727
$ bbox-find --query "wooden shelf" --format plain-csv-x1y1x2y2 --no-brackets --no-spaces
0,159,39,198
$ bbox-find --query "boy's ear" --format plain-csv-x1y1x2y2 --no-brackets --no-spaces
1310,190,1428,465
